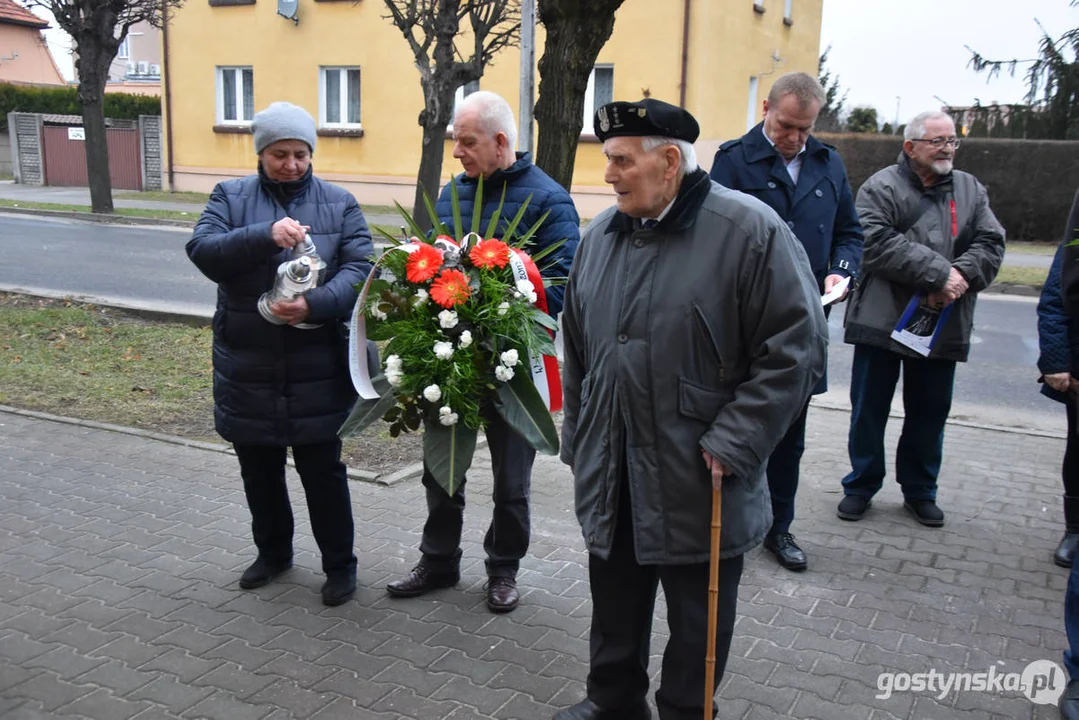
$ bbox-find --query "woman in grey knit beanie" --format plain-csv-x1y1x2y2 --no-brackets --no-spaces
186,100,375,608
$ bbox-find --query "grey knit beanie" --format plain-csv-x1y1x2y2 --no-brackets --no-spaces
252,101,317,155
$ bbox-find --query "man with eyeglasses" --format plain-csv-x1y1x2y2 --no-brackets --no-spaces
837,111,1005,528
709,72,864,572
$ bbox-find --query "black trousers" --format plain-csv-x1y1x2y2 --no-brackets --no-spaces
233,440,357,577
418,412,535,579
765,398,811,536
586,483,744,720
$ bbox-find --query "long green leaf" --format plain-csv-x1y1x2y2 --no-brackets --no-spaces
394,200,428,241
527,236,568,264
493,365,560,455
513,208,552,249
450,177,463,239
470,175,484,235
423,417,479,496
374,226,405,246
338,375,396,438
421,188,450,237
500,193,534,245
485,183,509,239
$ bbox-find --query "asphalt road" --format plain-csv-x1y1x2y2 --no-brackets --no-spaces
0,212,1063,434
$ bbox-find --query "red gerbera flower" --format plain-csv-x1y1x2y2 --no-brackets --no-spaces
430,269,472,308
469,239,511,270
405,244,444,284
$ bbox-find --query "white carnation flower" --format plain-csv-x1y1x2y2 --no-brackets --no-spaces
438,405,459,426
497,301,510,316
495,364,515,382
515,279,535,295
525,290,537,304
458,330,473,348
438,309,459,329
386,370,403,387
500,349,520,367
433,341,455,360
385,354,402,371
423,384,442,402
413,289,429,306
368,302,387,321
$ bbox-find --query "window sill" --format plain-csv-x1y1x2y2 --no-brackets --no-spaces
752,3,765,13
783,16,793,26
209,0,256,6
317,127,365,138
213,124,253,134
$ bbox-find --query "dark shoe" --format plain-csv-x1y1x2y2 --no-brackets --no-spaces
485,577,520,613
763,533,807,571
239,556,292,589
1055,532,1079,568
385,565,459,598
321,572,357,607
904,499,945,527
837,495,871,521
553,698,651,720
1061,679,1079,720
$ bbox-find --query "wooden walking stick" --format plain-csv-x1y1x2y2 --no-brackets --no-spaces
703,486,722,720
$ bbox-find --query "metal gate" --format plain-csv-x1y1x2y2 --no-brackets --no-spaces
42,125,144,190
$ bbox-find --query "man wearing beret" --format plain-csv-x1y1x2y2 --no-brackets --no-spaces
709,72,864,571
556,98,828,719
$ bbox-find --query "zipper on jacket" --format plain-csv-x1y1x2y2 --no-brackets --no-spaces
692,304,725,382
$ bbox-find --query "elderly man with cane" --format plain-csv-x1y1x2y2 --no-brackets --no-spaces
555,98,827,720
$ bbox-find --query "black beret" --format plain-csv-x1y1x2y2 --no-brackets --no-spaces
593,99,700,144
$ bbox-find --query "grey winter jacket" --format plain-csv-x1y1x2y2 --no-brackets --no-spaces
843,153,1005,362
560,170,828,564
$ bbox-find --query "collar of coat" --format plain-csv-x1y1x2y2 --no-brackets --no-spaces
896,151,954,197
457,152,533,188
742,122,829,164
606,168,712,234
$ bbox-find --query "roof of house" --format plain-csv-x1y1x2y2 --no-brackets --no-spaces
0,0,49,29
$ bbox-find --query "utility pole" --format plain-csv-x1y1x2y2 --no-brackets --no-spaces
894,96,901,130
518,0,536,154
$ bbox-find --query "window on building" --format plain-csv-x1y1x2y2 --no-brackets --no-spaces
746,76,759,131
320,67,361,127
582,65,614,135
448,79,480,131
217,67,254,124
117,36,130,59
784,0,793,22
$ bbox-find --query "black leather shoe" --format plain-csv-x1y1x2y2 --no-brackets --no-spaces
485,577,520,613
1061,679,1079,720
239,556,292,589
385,565,459,598
321,572,357,607
904,499,945,527
553,698,651,720
764,533,807,571
837,495,871,521
1056,532,1079,568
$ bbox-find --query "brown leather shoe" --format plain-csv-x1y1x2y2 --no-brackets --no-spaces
385,565,459,598
485,576,519,613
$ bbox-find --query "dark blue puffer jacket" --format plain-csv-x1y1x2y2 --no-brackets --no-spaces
187,171,373,445
434,152,580,318
1037,241,1079,404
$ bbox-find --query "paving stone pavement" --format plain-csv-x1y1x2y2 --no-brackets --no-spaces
0,403,1071,719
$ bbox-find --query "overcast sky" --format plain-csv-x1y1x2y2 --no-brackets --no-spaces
819,0,1077,126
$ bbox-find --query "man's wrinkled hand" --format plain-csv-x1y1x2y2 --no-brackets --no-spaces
271,217,311,249
824,273,849,302
701,449,727,491
270,296,311,324
942,267,969,302
1045,372,1072,393
927,290,951,310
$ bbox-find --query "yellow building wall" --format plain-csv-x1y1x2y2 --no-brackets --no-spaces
163,0,821,209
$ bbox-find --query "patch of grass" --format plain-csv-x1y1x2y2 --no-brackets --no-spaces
994,265,1048,289
0,293,422,474
0,199,196,222
115,190,210,204
0,172,13,181
1007,242,1058,256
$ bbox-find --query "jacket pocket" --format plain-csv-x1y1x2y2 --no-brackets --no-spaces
678,377,734,423
692,303,724,381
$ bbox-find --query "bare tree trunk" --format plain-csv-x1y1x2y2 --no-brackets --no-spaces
412,124,448,233
534,0,622,191
81,96,114,214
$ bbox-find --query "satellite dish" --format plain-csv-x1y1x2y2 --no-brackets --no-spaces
277,0,298,24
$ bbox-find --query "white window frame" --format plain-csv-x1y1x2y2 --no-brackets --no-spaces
216,66,254,126
746,76,760,130
582,65,614,136
319,67,362,128
117,36,130,59
448,79,480,133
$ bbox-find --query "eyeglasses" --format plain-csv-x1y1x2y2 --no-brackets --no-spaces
911,137,961,149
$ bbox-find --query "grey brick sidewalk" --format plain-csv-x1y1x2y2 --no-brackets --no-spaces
0,404,1070,719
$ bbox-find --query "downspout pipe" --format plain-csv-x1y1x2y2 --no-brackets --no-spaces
161,0,175,190
679,0,691,108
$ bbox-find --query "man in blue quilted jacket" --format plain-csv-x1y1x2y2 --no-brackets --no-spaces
386,90,580,612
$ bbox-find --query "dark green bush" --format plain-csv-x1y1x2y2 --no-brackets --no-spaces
0,83,160,132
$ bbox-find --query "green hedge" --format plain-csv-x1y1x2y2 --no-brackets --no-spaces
0,83,160,132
